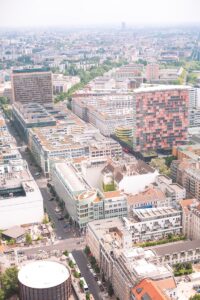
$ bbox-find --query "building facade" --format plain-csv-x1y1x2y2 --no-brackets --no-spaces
133,85,189,153
12,68,53,104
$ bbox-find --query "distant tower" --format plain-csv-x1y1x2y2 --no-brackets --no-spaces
121,22,126,31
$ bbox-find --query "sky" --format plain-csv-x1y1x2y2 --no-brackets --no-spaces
0,0,200,28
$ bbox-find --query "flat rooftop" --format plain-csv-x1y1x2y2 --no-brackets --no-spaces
152,240,200,256
55,162,89,193
134,85,190,93
13,67,50,74
132,207,180,221
18,260,69,289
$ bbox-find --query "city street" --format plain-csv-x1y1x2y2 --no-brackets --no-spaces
20,237,85,256
72,250,101,300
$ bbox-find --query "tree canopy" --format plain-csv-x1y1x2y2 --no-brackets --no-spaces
0,267,19,299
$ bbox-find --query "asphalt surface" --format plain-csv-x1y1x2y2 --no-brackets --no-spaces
72,250,101,300
20,237,85,256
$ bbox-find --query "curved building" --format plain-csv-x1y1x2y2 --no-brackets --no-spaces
115,126,133,143
18,260,71,300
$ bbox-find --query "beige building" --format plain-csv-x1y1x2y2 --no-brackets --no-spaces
12,68,53,104
180,198,200,240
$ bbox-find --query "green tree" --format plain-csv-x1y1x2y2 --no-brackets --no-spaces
68,260,74,268
90,256,96,266
79,279,84,290
84,245,91,256
86,292,90,300
0,267,19,299
108,283,114,297
74,271,80,278
0,289,4,300
42,214,49,224
63,250,68,256
0,97,8,106
25,233,32,245
190,295,200,300
95,265,100,274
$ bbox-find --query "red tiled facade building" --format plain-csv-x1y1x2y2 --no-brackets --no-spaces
133,85,189,152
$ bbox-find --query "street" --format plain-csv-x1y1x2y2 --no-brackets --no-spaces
20,237,85,256
72,250,101,300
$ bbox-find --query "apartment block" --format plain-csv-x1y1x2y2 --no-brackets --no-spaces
12,68,53,104
123,207,182,243
133,85,189,153
72,92,134,136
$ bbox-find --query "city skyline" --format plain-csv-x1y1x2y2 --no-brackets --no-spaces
1,0,200,28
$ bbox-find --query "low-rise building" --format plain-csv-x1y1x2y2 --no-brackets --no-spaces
123,207,182,243
101,158,159,195
52,73,80,94
131,278,173,300
12,102,56,142
156,175,186,203
127,186,170,210
152,240,200,265
51,161,127,228
0,159,44,229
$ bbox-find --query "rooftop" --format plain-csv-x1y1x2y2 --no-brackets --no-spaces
153,240,200,256
13,67,50,74
18,261,70,288
54,162,89,193
3,226,25,239
131,278,170,300
135,85,190,93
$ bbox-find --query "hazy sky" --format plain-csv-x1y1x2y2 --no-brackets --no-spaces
1,0,200,28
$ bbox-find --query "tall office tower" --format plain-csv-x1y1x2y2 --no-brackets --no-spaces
146,63,159,82
11,68,53,104
133,85,189,153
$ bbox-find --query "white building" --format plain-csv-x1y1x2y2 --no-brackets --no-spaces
0,160,44,229
51,160,127,228
101,159,159,195
123,206,182,243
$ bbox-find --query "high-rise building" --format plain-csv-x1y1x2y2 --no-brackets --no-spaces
11,68,53,104
133,85,189,153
